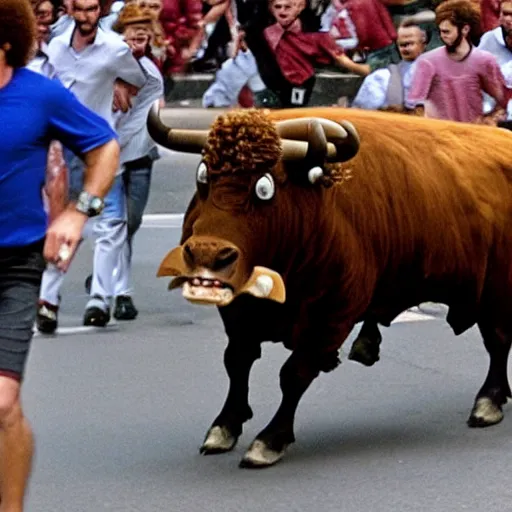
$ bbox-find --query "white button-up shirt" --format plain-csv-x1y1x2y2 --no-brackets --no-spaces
47,24,147,128
26,43,57,79
115,56,164,165
352,61,416,110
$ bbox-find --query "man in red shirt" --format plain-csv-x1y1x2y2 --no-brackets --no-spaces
263,0,368,107
343,0,400,72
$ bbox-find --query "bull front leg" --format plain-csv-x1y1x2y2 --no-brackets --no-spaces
240,344,342,468
200,338,261,454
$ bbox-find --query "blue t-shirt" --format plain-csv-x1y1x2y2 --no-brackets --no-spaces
0,68,116,247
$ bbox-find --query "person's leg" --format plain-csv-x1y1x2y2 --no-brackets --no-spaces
0,377,33,512
37,151,84,333
114,162,153,319
85,175,127,326
0,242,45,511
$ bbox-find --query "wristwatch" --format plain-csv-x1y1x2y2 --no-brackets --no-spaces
75,191,105,217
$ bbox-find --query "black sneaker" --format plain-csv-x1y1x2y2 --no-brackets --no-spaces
36,300,59,334
114,296,138,320
83,298,110,327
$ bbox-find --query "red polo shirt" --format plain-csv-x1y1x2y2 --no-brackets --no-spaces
345,0,396,52
264,21,344,85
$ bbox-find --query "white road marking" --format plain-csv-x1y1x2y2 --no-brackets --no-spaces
32,309,434,339
141,213,184,228
33,324,119,338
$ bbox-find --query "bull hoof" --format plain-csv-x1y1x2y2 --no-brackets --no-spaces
467,397,504,428
348,337,380,367
239,440,288,468
200,426,238,454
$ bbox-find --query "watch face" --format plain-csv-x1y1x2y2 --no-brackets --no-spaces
90,197,104,213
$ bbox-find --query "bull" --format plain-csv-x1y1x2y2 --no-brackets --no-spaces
148,105,512,468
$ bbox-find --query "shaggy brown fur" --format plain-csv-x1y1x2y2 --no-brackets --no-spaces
0,0,36,68
263,107,512,331
181,107,512,335
204,110,282,177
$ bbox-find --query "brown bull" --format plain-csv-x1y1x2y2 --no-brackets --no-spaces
149,105,512,468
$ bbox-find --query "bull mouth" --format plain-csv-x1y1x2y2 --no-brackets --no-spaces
158,246,287,306
182,275,235,306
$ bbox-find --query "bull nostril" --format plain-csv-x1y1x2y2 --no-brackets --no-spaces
183,244,195,266
212,247,239,272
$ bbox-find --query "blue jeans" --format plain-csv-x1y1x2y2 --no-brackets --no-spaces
122,159,153,240
114,155,154,297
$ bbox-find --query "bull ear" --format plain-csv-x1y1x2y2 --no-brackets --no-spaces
147,102,209,154
275,117,359,162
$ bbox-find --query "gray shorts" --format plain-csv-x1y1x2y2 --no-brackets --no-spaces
0,239,45,381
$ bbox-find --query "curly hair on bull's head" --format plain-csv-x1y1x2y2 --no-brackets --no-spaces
435,0,482,45
203,110,283,178
0,0,37,68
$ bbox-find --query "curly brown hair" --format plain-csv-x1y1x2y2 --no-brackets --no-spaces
435,0,482,43
0,0,36,68
204,110,282,178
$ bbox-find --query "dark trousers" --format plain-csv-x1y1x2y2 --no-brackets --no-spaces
0,239,46,380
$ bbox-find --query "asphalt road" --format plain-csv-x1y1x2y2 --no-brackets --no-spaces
23,147,512,512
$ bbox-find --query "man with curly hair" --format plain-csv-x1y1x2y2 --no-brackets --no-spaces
407,0,509,122
0,0,119,509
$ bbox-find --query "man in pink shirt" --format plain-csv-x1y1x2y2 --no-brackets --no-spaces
407,0,509,122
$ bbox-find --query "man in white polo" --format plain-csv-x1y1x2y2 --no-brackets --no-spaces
37,0,147,333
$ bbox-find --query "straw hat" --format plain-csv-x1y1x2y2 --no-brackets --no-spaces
113,4,153,32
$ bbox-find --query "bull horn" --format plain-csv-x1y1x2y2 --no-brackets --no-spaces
279,121,337,162
147,101,209,154
276,118,359,162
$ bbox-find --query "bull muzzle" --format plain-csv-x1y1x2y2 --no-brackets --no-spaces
157,236,286,307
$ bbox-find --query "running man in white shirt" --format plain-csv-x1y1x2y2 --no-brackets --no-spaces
37,0,147,333
112,11,164,320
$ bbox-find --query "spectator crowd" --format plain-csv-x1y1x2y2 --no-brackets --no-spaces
25,0,512,333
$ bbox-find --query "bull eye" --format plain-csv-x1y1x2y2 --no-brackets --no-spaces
255,173,275,201
196,162,208,184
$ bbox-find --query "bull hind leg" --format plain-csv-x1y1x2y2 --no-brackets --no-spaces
240,348,340,468
467,321,512,428
348,318,382,366
200,339,261,454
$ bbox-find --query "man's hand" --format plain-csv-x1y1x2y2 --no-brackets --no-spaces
113,80,139,113
233,30,247,57
43,207,88,271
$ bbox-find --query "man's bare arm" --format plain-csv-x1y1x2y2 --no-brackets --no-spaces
82,139,120,198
